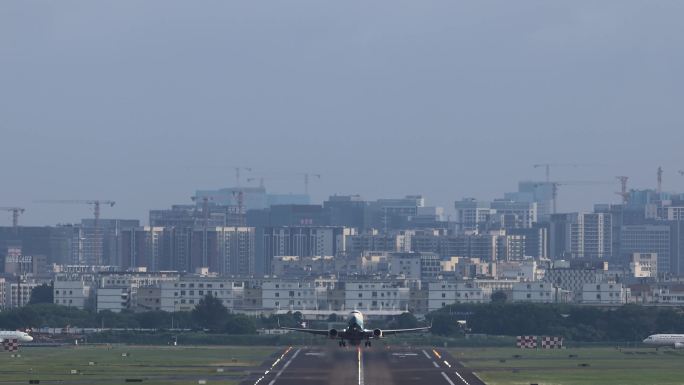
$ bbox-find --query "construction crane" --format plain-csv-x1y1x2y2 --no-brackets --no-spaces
234,167,253,187
0,207,25,228
36,200,115,265
532,163,602,183
616,176,630,204
535,181,613,214
657,166,663,193
246,177,265,189
301,173,321,195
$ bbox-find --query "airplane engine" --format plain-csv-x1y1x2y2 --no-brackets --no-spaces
674,342,684,349
373,329,383,338
328,329,338,339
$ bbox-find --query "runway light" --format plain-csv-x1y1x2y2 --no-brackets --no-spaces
444,360,451,368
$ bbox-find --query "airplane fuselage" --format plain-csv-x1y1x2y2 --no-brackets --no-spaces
643,334,684,348
0,330,33,343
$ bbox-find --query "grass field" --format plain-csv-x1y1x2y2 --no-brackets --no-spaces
449,347,684,385
0,345,278,385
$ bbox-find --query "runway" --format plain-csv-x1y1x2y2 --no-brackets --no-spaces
241,345,487,385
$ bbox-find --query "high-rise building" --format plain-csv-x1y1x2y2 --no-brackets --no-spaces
256,226,351,275
190,227,256,276
506,181,555,221
549,213,612,260
620,224,671,275
490,199,538,229
324,195,370,230
454,198,493,232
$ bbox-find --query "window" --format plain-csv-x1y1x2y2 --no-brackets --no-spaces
358,293,363,298
275,292,280,297
199,290,204,296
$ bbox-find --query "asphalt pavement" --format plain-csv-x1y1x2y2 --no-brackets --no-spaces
240,344,487,385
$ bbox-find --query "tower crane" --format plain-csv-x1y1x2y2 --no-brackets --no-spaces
532,163,601,183
657,166,663,194
616,176,630,204
535,181,614,214
35,200,115,265
0,207,25,228
301,173,321,195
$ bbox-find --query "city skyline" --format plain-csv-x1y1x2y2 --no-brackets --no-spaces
2,1,684,225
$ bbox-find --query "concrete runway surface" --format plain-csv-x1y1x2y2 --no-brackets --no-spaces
241,345,487,385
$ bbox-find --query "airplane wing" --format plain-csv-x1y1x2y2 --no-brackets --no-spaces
279,326,331,336
376,326,431,336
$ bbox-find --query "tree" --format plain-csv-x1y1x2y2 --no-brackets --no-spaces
490,291,507,303
224,314,257,334
395,312,419,329
29,283,54,305
192,294,228,331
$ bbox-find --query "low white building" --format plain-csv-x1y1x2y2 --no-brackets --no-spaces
97,287,130,312
428,281,489,311
630,253,657,278
512,282,570,303
496,260,538,281
344,280,410,312
160,278,245,312
582,283,630,305
54,274,96,309
261,279,333,311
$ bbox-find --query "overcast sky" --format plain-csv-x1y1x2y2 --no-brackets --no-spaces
1,1,683,225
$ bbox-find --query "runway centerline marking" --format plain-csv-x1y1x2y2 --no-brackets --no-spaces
441,372,456,385
267,348,300,385
358,347,365,385
453,370,471,385
254,346,293,385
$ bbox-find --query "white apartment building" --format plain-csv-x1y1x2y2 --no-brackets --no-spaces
582,283,629,305
96,272,180,312
160,278,245,312
496,260,538,281
261,279,333,311
630,253,658,278
54,274,96,309
512,282,570,303
344,280,409,312
428,281,489,311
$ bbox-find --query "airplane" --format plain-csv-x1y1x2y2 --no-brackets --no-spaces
279,310,430,347
0,330,33,352
643,334,684,349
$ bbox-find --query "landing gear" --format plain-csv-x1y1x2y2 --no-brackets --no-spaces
364,341,371,347
339,340,346,347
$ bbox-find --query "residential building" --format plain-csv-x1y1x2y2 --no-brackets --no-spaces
582,283,629,305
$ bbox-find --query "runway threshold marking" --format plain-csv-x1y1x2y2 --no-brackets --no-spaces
422,350,431,359
267,348,301,385
441,372,456,385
